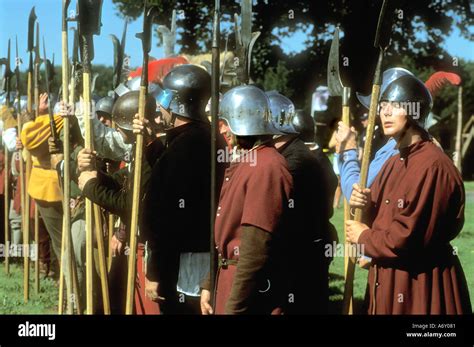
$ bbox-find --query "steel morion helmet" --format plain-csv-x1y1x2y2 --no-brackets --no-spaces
292,109,316,142
266,91,298,134
95,96,115,116
160,64,211,120
111,91,156,131
356,67,414,109
220,85,283,136
379,74,433,128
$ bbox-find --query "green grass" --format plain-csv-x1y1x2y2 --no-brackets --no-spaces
0,262,58,314
328,181,474,314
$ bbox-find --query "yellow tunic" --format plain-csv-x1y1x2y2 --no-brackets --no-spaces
20,114,64,202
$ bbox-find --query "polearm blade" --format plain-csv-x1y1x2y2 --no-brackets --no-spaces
22,6,36,304
327,26,353,312
342,0,394,315
210,0,220,308
4,39,12,107
59,0,75,315
125,1,158,315
42,39,58,141
14,36,25,279
77,0,108,315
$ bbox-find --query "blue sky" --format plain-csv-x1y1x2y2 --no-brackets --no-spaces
0,0,472,73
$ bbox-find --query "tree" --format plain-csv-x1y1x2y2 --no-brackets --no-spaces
112,0,473,115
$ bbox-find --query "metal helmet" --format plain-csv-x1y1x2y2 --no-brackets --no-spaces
220,85,283,136
161,64,211,120
95,96,115,116
266,91,298,134
292,109,316,142
111,90,157,131
356,67,414,109
380,74,433,128
114,77,160,97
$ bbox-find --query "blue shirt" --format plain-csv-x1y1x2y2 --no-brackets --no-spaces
338,137,398,200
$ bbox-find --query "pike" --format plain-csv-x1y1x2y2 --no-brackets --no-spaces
342,0,394,315
110,19,128,90
234,0,260,85
42,40,58,141
157,10,177,57
57,0,81,315
327,27,352,311
0,39,13,275
209,0,220,307
77,0,109,314
14,37,25,278
23,6,36,303
58,0,72,315
33,21,41,296
125,0,158,314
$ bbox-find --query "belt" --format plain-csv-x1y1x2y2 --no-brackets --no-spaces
218,255,238,269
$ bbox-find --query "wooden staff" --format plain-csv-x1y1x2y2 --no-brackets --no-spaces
94,204,110,314
3,38,12,275
77,0,103,314
342,0,393,315
4,146,9,274
125,2,157,314
31,21,41,298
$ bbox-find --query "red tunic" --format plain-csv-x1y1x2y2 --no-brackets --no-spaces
214,145,293,314
359,140,471,314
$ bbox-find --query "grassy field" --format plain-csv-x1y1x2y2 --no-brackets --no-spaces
0,262,58,314
328,181,474,314
0,183,473,314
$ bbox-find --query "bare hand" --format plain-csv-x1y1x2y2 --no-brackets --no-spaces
349,183,371,209
110,234,123,257
200,289,214,315
336,122,357,152
77,148,97,172
145,278,165,302
58,101,74,118
78,170,97,190
132,113,153,140
48,136,63,155
38,93,49,114
345,220,369,244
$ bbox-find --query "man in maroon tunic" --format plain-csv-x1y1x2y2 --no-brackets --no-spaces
346,71,471,314
200,85,293,314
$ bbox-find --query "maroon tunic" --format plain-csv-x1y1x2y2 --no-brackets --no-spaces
214,145,293,314
359,140,471,314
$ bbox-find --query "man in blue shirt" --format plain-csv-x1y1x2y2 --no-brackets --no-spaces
336,121,398,200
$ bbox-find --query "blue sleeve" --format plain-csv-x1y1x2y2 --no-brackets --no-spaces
338,138,398,200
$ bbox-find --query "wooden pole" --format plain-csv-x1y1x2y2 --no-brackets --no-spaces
341,90,352,313
83,70,94,315
125,84,146,314
455,86,463,173
94,204,110,314
4,147,9,274
61,3,74,314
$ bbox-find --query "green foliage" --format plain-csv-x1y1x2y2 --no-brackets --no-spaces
257,60,292,98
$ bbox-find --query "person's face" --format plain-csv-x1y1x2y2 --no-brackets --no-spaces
219,120,235,147
379,101,408,137
158,105,173,127
97,112,112,127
